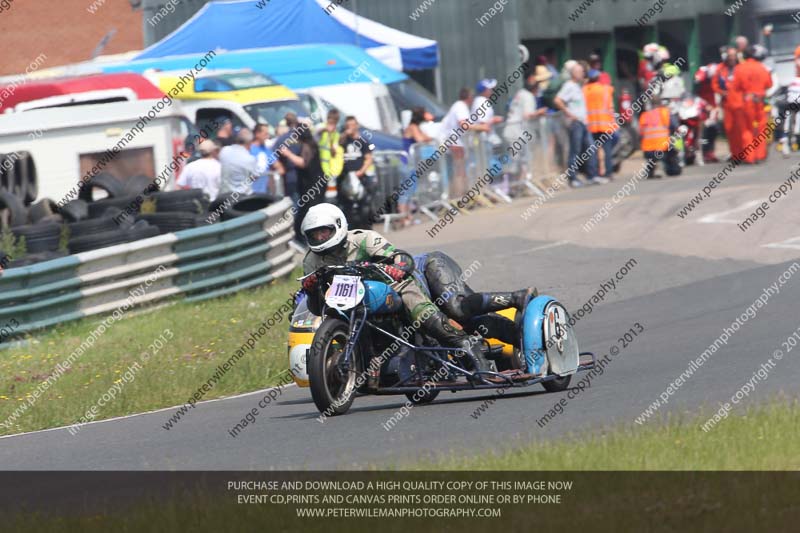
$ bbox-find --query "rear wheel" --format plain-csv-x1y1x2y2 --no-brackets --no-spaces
613,124,636,172
308,318,360,416
542,374,572,392
405,388,439,405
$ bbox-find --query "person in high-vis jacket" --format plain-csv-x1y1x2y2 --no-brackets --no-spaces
318,109,344,200
712,46,745,161
299,204,536,377
583,69,618,178
733,45,773,164
639,98,679,178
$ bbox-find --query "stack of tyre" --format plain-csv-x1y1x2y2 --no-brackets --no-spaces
0,173,161,268
0,171,278,268
0,151,38,208
208,192,278,222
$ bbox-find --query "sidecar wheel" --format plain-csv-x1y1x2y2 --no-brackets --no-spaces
308,318,360,416
542,374,572,392
405,389,439,405
495,349,524,372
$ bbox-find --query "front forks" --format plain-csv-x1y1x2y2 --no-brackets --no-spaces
337,306,366,379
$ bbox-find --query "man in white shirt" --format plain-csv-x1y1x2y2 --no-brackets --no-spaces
176,139,221,199
505,70,550,182
472,78,504,135
442,87,474,148
505,69,549,141
554,62,603,187
441,88,478,196
218,128,258,198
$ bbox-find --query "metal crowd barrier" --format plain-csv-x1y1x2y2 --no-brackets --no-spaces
348,114,572,231
0,197,296,339
393,113,569,223
404,142,451,222
371,150,407,232
498,112,569,195
266,170,285,198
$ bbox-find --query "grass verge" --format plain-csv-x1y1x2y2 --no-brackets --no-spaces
414,398,800,470
4,403,800,532
0,270,301,436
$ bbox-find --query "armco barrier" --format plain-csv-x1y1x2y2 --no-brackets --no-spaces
0,197,296,338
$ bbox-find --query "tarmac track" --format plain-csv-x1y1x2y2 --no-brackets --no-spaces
1,151,799,470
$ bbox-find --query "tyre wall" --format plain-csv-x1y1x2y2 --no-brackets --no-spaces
0,197,296,340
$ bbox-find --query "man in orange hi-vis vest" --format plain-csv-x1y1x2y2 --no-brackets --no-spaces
639,98,675,178
712,46,745,161
733,45,773,163
584,69,618,178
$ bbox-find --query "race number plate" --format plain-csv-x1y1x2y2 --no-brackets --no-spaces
325,275,365,310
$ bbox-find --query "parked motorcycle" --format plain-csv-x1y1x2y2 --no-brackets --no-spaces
675,95,708,167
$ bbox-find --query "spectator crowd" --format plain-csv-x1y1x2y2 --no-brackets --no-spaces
176,110,376,248
177,33,800,245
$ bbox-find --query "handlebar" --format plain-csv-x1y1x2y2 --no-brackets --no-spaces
298,262,393,285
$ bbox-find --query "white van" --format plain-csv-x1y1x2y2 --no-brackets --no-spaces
0,100,193,204
296,84,402,135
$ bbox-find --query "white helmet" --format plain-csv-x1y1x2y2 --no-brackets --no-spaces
643,43,660,59
301,203,348,253
340,171,365,201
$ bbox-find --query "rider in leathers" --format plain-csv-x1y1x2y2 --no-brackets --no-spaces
300,204,535,374
411,251,534,350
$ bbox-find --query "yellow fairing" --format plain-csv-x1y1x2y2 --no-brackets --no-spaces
288,329,314,387
486,307,517,356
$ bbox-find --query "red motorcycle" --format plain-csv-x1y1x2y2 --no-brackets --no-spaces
619,88,634,124
675,95,709,167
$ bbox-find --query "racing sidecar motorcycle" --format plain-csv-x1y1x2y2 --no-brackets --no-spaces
291,261,596,415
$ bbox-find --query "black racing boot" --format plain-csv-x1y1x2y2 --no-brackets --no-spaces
420,313,491,374
463,287,538,315
510,287,538,311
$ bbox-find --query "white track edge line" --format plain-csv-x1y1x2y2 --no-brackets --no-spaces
0,383,298,441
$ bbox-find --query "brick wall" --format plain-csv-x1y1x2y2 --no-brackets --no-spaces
0,0,143,76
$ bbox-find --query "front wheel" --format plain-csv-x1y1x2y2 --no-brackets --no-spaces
308,318,360,416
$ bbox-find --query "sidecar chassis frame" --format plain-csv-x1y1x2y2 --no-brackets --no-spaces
361,318,597,393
